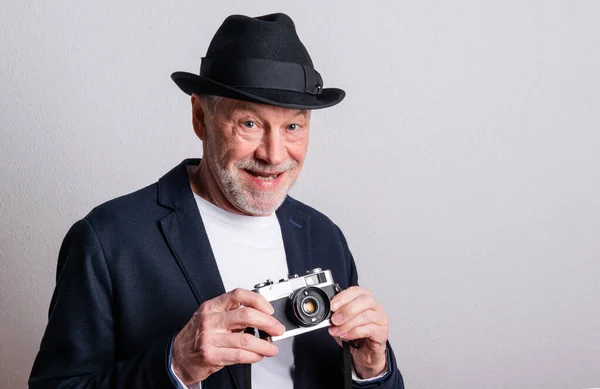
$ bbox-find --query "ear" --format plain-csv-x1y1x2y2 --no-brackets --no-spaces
191,93,208,141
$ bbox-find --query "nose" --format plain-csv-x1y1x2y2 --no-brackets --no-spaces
255,129,287,166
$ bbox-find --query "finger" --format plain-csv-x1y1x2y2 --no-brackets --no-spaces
330,294,378,326
213,332,279,357
335,323,388,344
330,308,385,337
207,288,274,315
211,347,266,365
221,307,285,336
330,286,373,312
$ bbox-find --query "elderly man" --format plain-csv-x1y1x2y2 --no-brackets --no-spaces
29,13,404,389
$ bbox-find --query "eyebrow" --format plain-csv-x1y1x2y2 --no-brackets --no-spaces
296,109,310,118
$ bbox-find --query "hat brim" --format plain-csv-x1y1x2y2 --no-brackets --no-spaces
171,71,345,110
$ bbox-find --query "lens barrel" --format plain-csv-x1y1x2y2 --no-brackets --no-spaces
287,286,330,327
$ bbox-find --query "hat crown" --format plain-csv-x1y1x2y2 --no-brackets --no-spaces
205,13,313,66
171,13,345,109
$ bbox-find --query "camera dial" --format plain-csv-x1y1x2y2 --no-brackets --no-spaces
253,279,275,289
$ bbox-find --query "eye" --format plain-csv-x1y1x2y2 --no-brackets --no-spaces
243,121,256,128
287,123,300,131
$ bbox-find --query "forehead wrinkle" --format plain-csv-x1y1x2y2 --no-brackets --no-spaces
231,101,261,117
227,100,310,122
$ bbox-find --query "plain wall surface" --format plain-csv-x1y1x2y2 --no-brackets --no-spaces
1,1,599,388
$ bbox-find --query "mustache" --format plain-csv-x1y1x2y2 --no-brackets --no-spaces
236,159,298,174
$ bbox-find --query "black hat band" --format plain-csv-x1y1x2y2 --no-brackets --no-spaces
200,58,323,95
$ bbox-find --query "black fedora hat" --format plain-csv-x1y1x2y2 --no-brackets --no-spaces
171,13,345,110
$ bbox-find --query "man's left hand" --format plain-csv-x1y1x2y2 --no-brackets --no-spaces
328,286,389,379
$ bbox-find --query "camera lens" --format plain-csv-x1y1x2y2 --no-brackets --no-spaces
287,287,330,327
301,297,318,316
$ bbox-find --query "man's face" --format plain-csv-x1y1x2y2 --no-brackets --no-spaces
193,96,310,216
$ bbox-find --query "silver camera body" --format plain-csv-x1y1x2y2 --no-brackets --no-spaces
253,268,339,342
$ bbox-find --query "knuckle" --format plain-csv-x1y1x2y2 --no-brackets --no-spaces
346,305,358,318
198,316,213,332
199,347,211,363
239,334,250,348
196,335,213,361
363,293,376,304
365,325,373,336
231,288,244,300
238,307,250,322
197,332,211,348
359,310,371,323
233,348,244,363
270,317,280,329
353,327,365,339
198,302,211,316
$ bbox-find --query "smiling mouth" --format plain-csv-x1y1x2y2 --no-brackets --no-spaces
244,169,282,181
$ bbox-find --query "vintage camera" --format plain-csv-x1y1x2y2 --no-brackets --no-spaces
253,268,340,341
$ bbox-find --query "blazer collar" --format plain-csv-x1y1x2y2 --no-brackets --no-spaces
157,159,313,304
158,159,225,305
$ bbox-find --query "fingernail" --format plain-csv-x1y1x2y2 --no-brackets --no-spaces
332,313,343,324
278,323,286,333
329,326,339,335
331,302,339,311
268,305,275,315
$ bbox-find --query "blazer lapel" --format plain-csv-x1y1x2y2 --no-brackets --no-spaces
276,199,313,280
276,199,316,389
157,159,226,305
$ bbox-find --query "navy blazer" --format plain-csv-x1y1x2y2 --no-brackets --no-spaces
29,159,404,389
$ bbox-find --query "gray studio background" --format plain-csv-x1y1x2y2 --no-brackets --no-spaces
1,1,599,388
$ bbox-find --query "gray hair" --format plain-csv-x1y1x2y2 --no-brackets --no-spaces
197,94,222,116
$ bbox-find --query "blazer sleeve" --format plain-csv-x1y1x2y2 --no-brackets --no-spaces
335,226,406,389
29,219,178,389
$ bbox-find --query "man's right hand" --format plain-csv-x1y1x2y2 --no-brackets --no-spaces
171,288,285,386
